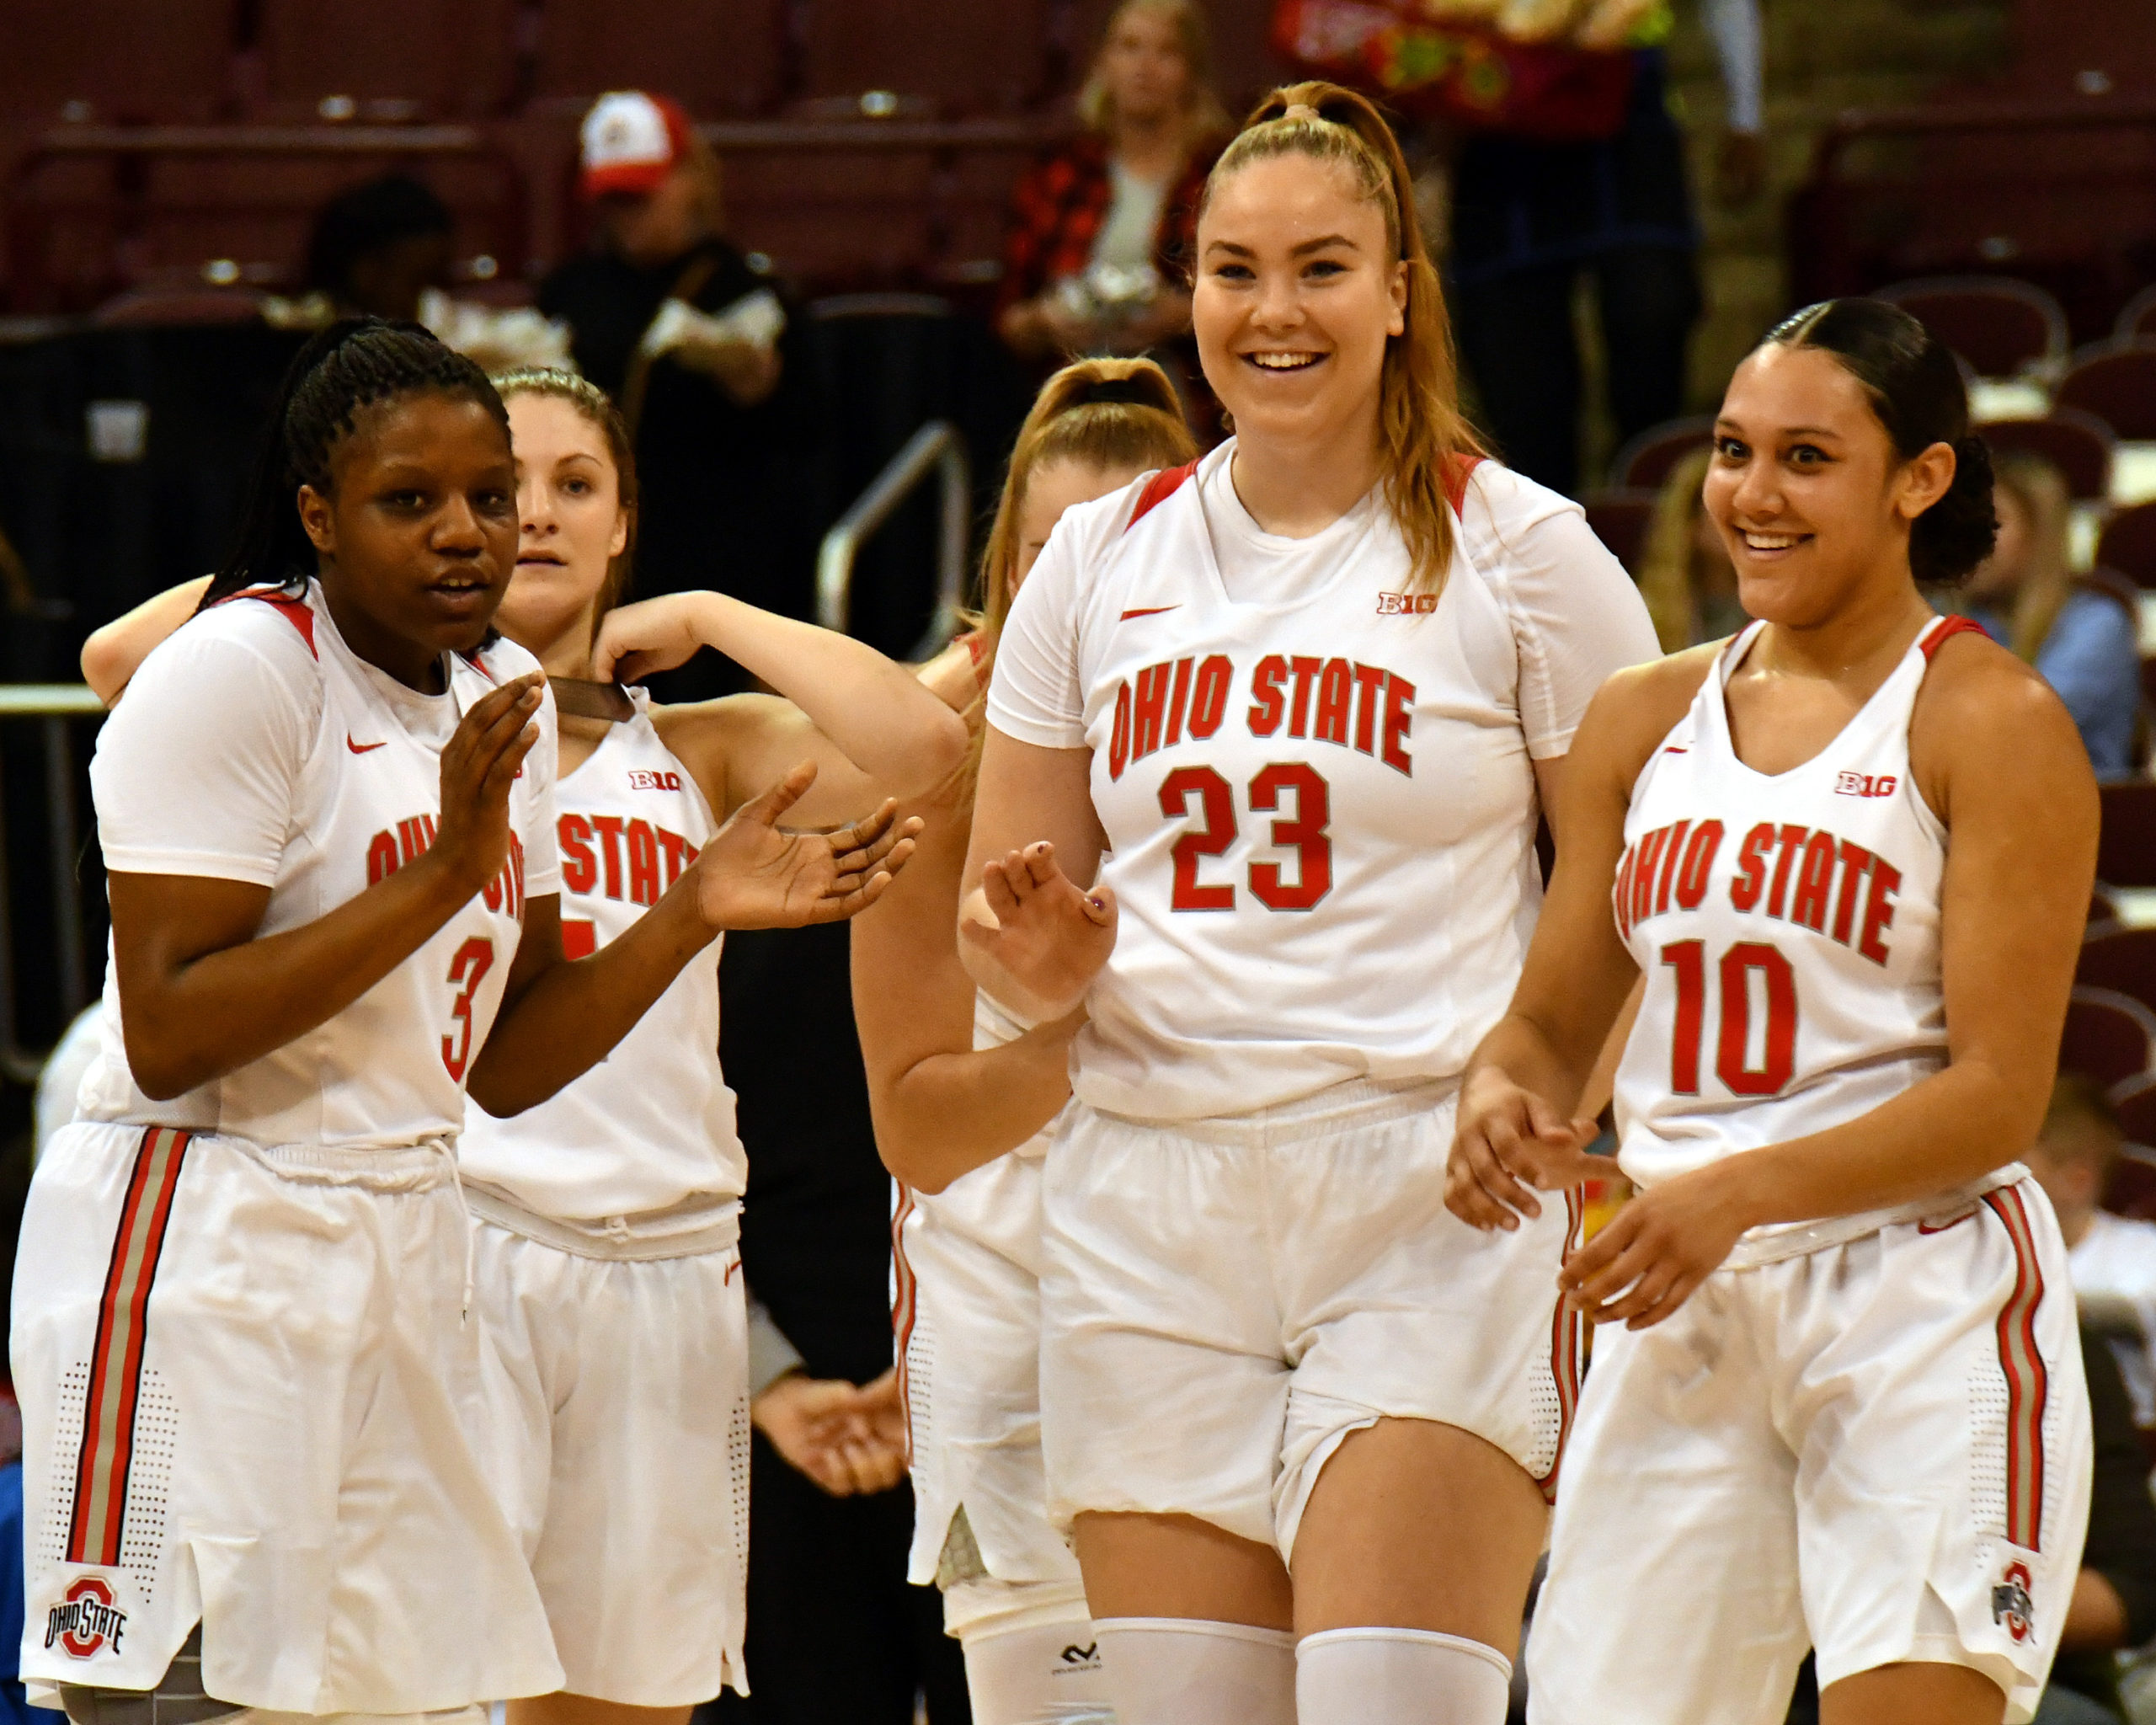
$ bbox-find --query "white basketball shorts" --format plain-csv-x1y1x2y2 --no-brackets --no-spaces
13,1121,561,1714
472,1215,752,1706
1529,1178,2091,1725
1038,1078,1582,1558
897,1151,1084,1590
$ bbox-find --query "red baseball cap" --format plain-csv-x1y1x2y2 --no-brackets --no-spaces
579,90,695,199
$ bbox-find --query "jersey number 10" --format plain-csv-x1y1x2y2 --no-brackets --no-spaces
1160,763,1331,912
1661,938,1798,1097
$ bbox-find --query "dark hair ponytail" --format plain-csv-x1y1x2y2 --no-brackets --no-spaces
1763,297,1998,585
205,317,510,610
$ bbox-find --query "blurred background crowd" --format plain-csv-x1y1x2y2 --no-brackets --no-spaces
5,0,2156,1720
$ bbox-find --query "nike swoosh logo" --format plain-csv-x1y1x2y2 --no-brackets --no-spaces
1118,605,1181,622
346,734,387,754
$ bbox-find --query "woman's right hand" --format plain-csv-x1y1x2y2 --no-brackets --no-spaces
430,672,544,898
958,840,1116,1022
592,592,716,685
1445,1065,1601,1233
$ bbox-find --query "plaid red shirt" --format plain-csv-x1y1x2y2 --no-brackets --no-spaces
998,131,1220,314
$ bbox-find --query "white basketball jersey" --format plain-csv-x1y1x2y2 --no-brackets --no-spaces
988,443,1661,1120
462,692,743,1225
1614,614,2015,1263
78,581,557,1151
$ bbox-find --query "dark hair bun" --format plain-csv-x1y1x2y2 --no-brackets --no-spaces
1913,434,1999,586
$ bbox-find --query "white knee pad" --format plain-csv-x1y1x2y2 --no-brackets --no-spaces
1294,1626,1513,1725
1092,1618,1295,1725
960,1615,1117,1725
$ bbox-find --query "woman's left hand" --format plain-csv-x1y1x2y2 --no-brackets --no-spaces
691,761,921,928
1558,1161,1755,1330
593,591,715,685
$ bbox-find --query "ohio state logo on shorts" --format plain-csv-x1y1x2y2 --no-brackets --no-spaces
1992,1560,2035,1643
46,1574,128,1658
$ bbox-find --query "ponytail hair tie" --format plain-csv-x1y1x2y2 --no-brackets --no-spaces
1075,377,1166,409
1283,102,1323,123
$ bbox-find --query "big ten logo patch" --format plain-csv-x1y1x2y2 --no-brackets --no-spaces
47,1575,127,1658
1993,1561,2034,1642
1376,591,1440,615
1834,771,1897,798
626,768,683,793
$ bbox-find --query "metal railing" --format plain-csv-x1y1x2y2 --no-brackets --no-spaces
0,684,104,1083
816,420,971,661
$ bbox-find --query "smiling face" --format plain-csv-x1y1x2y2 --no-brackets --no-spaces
1702,344,1956,628
1193,152,1406,455
298,389,516,686
494,391,627,657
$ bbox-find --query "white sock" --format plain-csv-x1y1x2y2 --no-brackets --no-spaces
960,1614,1118,1725
1294,1626,1513,1725
1092,1616,1295,1725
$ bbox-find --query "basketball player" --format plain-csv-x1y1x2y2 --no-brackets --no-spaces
62,363,969,1725
854,357,1198,1725
16,321,915,1724
1447,298,2097,1725
958,85,1659,1725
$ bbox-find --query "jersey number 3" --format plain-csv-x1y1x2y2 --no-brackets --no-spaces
1159,764,1331,912
1661,938,1797,1097
441,936,495,1081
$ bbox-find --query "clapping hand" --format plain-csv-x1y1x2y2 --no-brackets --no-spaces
958,840,1116,1022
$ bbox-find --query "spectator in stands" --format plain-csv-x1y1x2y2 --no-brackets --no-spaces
1961,449,2142,779
995,0,1229,366
268,174,573,372
1446,0,1765,496
1634,443,1743,649
2025,1073,2156,1425
541,91,814,697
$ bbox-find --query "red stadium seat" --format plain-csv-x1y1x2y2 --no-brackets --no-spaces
2063,986,2156,1090
799,0,1050,115
1876,276,2068,380
257,0,519,119
2118,285,2156,346
1610,415,1716,491
2100,503,2156,590
2080,926,2156,1011
0,0,237,124
1981,409,2114,503
2107,1138,2156,1220
2057,342,2156,442
2100,782,2156,889
531,0,788,116
1580,489,1657,575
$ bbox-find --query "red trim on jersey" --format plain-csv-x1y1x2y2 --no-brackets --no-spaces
1444,453,1485,515
890,1184,920,1466
213,585,318,658
1982,1183,2051,1550
67,1127,193,1567
1919,615,1987,661
1125,460,1199,530
1532,1185,1587,1505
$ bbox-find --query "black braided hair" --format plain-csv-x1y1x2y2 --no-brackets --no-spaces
204,317,510,609
1764,298,1999,585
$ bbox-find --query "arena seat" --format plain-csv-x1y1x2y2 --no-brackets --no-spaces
2063,986,2156,1089
1980,409,2114,502
1580,489,1657,575
1876,276,2068,381
2106,1136,2156,1220
799,0,1050,115
0,0,237,124
530,0,787,116
1609,415,1716,491
256,0,520,120
2118,284,2156,345
2079,925,2156,1012
2100,782,2156,888
2100,502,2156,589
2057,343,2156,442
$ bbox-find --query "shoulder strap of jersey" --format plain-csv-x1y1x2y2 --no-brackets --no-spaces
1444,452,1485,515
1124,459,1200,531
1919,614,1987,661
211,583,318,659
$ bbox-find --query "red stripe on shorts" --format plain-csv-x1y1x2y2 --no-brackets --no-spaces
1983,1183,2050,1551
1533,1185,1587,1505
67,1126,193,1567
890,1184,919,1466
